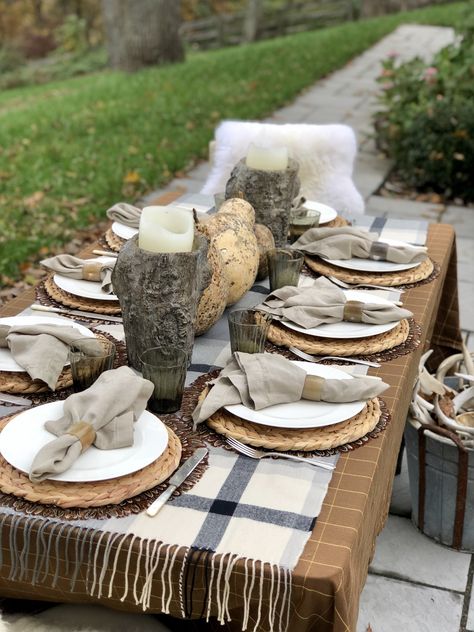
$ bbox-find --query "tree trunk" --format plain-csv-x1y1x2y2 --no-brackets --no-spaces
101,0,184,71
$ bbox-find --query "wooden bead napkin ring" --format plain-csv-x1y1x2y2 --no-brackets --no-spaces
82,262,103,282
369,241,389,261
68,421,96,452
302,375,325,401
343,300,364,323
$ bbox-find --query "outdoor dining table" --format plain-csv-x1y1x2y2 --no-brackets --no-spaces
0,221,462,632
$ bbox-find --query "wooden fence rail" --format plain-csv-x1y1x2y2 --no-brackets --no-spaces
180,0,453,49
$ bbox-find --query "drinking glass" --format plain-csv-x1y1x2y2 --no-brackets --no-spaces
228,309,271,355
69,338,116,392
288,208,320,243
140,346,188,414
267,248,304,292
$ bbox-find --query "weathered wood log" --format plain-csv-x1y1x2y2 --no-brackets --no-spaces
224,157,300,246
112,233,210,370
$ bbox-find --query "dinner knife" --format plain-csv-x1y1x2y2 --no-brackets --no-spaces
30,304,123,323
0,392,32,406
146,447,208,517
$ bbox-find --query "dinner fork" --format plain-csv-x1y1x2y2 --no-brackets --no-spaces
225,436,336,471
327,275,405,294
289,346,381,368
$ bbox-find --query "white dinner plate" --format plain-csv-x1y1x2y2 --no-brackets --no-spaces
0,401,169,482
281,290,399,340
111,221,138,240
225,361,366,429
53,256,119,302
0,315,95,373
302,200,338,225
325,238,422,273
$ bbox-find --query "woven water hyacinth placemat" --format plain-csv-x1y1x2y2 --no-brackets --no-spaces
0,419,181,508
0,410,208,520
182,371,390,457
40,275,122,315
0,331,126,395
304,256,439,288
102,228,125,253
264,317,421,362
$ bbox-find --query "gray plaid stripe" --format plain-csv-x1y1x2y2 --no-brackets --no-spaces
351,216,428,245
369,217,386,235
192,455,258,550
172,494,315,532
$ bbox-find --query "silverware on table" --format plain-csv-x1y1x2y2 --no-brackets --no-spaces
327,275,405,294
226,437,336,471
30,304,123,323
92,249,119,258
146,447,208,517
289,346,381,368
0,392,32,406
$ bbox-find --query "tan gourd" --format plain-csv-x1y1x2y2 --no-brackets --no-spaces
195,238,229,335
198,206,259,306
253,223,275,280
218,198,255,227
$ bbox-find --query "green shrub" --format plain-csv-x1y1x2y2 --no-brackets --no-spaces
0,46,25,73
374,10,474,202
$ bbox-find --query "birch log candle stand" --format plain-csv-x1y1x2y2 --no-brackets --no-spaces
225,157,300,246
111,234,210,370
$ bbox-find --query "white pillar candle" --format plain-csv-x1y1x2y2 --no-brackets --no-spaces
245,143,289,171
138,206,194,253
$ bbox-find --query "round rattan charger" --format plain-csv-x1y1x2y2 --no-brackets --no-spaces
191,377,390,455
262,315,421,360
103,228,125,253
0,331,125,395
304,256,436,288
204,394,381,451
0,416,181,509
41,275,121,315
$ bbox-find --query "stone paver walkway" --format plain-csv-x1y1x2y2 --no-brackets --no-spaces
146,24,474,632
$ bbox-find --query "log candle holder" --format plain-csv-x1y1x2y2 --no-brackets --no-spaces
225,157,300,246
111,233,210,371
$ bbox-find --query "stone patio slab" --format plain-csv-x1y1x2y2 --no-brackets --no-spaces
370,515,470,592
357,574,463,632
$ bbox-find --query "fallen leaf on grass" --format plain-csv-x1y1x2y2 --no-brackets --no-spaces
123,170,141,184
24,191,45,209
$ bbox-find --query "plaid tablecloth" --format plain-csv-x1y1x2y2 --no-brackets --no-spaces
0,223,463,632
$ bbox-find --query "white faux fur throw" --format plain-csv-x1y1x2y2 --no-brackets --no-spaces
0,604,171,632
201,120,365,215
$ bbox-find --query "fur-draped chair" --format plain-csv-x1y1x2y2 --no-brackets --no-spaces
201,120,365,216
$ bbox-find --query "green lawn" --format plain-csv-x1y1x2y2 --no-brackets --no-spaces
0,2,468,282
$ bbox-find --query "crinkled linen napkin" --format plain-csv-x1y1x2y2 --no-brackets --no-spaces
0,323,91,390
41,254,115,294
106,202,141,228
256,277,412,329
292,226,428,263
29,366,154,482
193,352,388,425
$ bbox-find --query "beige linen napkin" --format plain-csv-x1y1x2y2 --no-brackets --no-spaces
256,277,412,328
106,202,141,228
0,323,91,390
41,255,115,294
29,366,154,482
192,352,388,425
292,226,427,264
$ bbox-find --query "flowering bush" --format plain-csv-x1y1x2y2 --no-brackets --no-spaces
374,14,474,202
